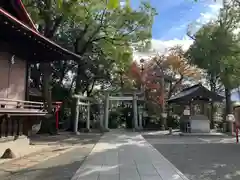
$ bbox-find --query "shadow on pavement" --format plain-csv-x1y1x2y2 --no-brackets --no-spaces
3,159,87,180
30,131,103,146
0,133,103,180
2,130,188,180
1,135,101,180
144,133,240,180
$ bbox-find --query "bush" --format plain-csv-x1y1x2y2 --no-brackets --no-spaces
109,111,121,129
167,115,180,129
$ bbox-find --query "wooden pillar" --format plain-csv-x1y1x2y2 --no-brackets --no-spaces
25,61,30,101
7,118,12,136
190,102,194,115
200,100,205,115
12,118,17,137
0,116,6,138
18,118,23,136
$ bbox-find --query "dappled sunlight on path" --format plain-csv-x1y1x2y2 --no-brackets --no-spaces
71,130,189,180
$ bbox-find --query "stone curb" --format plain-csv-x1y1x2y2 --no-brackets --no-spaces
70,138,100,180
141,134,190,180
179,133,228,137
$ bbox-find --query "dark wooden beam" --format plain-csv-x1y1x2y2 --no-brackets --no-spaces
0,8,81,62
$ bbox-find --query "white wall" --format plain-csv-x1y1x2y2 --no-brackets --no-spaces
191,120,210,133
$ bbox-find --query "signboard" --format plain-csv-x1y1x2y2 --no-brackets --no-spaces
109,96,145,101
78,102,89,106
227,114,235,122
109,96,133,101
183,109,190,115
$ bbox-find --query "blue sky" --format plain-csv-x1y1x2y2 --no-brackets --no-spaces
131,0,222,41
132,0,222,59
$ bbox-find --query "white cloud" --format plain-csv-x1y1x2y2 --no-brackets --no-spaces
151,36,193,52
134,0,223,61
134,36,193,61
196,1,222,25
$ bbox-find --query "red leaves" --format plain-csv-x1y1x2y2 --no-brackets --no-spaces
128,60,165,106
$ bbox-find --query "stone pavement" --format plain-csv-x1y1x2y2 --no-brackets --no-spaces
71,130,189,180
143,135,240,180
0,144,76,174
0,132,102,175
0,136,50,165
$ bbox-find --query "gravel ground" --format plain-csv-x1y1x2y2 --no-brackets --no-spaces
0,136,100,180
144,135,240,180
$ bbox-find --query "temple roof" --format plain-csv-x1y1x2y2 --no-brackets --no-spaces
0,0,37,30
167,83,224,104
0,0,80,61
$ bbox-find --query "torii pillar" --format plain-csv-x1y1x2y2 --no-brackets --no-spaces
133,92,138,130
103,92,110,132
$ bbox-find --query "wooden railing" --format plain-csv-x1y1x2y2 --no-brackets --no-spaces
0,99,49,138
0,99,64,138
0,98,47,116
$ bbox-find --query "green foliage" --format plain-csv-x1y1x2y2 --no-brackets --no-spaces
187,21,240,90
186,1,240,119
23,0,156,95
166,115,179,129
22,0,156,131
109,111,121,129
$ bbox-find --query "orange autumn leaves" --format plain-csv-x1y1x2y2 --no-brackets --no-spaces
128,59,165,106
128,46,201,106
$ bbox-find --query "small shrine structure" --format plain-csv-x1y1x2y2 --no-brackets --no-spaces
168,83,223,133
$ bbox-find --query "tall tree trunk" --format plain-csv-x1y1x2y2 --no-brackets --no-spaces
165,76,183,129
210,101,215,129
209,75,216,129
69,62,82,131
166,83,173,120
42,63,53,112
224,87,231,132
160,77,167,129
38,62,55,134
225,87,231,120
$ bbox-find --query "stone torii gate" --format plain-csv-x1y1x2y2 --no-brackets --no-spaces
103,92,144,131
73,95,92,134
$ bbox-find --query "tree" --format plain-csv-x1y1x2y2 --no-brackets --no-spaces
186,1,240,126
129,46,201,128
23,0,157,132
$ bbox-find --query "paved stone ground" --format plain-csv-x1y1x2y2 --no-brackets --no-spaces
0,134,101,180
72,130,189,180
143,134,240,180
